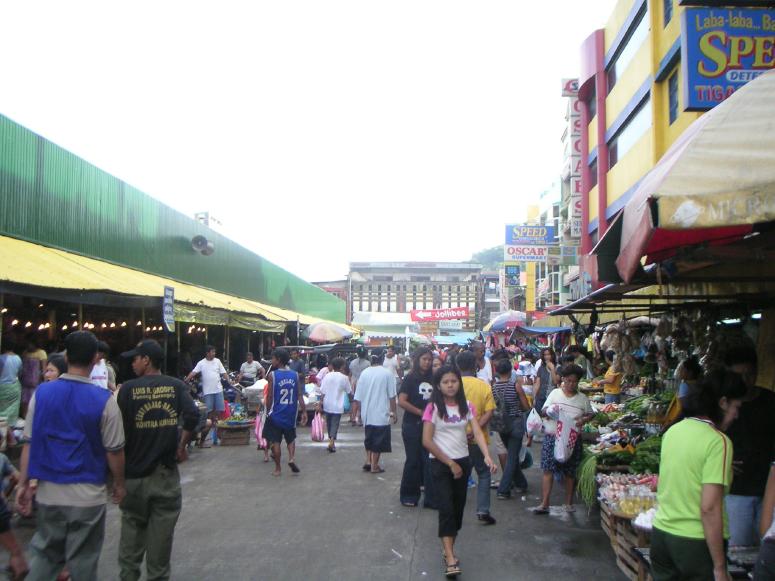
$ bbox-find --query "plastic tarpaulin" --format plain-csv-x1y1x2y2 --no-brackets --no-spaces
518,326,571,335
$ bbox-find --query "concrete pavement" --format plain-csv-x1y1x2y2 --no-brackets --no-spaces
11,417,624,580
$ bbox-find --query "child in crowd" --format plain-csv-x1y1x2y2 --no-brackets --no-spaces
422,365,497,579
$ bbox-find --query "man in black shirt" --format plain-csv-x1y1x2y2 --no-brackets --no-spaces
118,340,199,581
726,347,775,547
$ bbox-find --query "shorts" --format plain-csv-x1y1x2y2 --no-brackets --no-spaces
263,417,297,444
203,392,225,413
364,425,392,453
490,431,507,456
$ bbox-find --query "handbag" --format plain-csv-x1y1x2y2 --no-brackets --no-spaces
490,390,511,434
311,412,325,442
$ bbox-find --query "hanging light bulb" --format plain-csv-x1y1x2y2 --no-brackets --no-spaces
37,324,45,331
0,308,7,314
62,324,68,331
38,303,44,308
25,321,32,328
44,323,51,329
11,320,18,326
72,321,78,328
136,321,142,326
145,326,151,332
101,323,107,329
120,321,127,327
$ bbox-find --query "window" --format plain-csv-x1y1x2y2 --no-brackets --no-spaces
587,84,597,120
589,160,598,189
374,275,393,281
663,0,673,27
607,9,650,93
411,276,430,282
608,97,652,169
668,70,679,124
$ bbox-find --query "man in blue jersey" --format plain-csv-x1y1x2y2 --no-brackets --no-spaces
264,348,307,477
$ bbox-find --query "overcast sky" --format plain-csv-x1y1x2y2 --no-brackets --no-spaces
1,1,616,282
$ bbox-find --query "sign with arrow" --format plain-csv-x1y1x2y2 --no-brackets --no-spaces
410,307,469,322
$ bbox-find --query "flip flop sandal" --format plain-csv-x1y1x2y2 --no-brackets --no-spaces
288,462,300,473
370,467,385,474
444,561,461,578
532,506,550,515
362,464,371,472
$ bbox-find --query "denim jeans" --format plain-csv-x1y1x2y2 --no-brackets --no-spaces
604,393,621,404
400,420,437,507
726,494,763,547
325,412,342,440
497,416,528,496
468,444,491,516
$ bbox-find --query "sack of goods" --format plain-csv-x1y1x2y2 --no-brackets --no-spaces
244,380,267,404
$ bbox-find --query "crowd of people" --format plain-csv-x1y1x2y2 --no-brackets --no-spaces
3,329,775,580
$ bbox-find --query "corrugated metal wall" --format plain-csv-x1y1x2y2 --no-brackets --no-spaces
0,114,345,322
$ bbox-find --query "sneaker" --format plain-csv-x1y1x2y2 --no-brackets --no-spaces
496,493,511,500
467,477,476,489
490,480,500,490
477,513,497,525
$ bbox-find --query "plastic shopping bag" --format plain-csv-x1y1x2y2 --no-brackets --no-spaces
343,394,351,413
526,408,543,436
554,409,579,463
311,412,325,442
255,409,268,450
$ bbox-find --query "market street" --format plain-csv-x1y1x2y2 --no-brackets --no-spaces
55,418,622,580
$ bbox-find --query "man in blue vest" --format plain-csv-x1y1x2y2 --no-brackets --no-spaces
264,348,307,477
16,330,126,580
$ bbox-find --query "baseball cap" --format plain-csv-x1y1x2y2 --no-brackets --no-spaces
121,339,164,360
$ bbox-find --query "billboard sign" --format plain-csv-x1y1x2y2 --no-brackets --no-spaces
504,245,548,262
505,224,556,245
504,263,520,286
410,307,470,322
681,8,775,110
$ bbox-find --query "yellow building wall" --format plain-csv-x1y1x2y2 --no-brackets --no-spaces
606,131,654,206
605,0,638,54
588,116,598,153
606,41,652,130
588,185,599,223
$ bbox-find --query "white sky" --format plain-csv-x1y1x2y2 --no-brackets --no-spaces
0,1,616,282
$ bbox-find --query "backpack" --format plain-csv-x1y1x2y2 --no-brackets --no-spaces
490,382,512,434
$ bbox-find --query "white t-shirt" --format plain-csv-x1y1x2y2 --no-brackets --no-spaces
354,366,396,426
422,402,475,460
193,357,227,395
240,361,261,379
320,371,353,414
541,388,592,435
476,357,493,385
383,355,400,378
90,359,109,389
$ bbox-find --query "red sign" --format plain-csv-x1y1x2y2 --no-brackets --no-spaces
410,307,469,322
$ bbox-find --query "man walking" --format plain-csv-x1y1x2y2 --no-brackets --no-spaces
349,346,370,426
264,348,307,476
457,350,498,524
289,348,307,378
472,341,493,386
353,349,397,474
118,339,200,581
16,331,126,580
185,346,228,446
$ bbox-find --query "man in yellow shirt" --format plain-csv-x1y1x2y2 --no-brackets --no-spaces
456,351,497,525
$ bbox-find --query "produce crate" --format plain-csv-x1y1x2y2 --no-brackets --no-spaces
600,503,652,581
217,423,252,446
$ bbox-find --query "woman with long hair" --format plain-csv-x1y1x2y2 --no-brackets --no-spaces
533,347,558,413
422,365,496,578
398,347,436,508
651,369,746,581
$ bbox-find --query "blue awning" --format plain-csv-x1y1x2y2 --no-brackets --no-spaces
433,333,476,345
518,326,571,335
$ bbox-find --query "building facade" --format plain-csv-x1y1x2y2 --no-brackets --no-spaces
348,262,482,330
577,0,775,288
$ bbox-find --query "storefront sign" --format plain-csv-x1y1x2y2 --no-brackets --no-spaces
505,225,556,246
504,245,548,262
438,320,463,330
681,8,775,110
162,286,175,333
548,246,579,267
569,271,592,302
571,218,582,238
410,307,470,322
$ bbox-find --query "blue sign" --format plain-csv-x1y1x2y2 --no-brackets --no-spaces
505,224,556,245
504,265,520,287
681,8,775,110
163,286,175,333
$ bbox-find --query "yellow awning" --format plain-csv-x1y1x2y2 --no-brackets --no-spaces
0,234,294,323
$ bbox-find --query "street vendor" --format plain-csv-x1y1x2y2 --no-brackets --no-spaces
532,364,594,515
599,350,623,404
